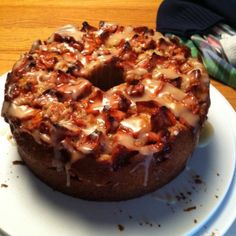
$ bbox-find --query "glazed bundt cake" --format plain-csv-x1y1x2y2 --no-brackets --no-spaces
1,22,210,201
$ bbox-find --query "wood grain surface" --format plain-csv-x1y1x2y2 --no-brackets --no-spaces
0,0,235,110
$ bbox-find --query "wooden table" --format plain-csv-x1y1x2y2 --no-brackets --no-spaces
0,0,235,110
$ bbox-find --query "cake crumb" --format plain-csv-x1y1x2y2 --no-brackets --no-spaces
194,219,197,224
193,175,203,184
7,134,13,140
117,224,124,231
12,160,25,166
183,206,196,212
1,184,8,188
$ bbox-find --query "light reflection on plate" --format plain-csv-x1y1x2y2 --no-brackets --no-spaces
0,73,235,236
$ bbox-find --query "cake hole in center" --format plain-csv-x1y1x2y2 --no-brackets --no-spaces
87,63,124,91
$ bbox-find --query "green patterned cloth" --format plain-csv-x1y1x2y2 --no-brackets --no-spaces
170,23,236,89
180,37,199,58
190,35,236,89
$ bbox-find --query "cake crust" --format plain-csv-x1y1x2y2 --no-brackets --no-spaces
15,127,197,201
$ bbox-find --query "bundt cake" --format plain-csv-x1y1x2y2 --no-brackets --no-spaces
1,22,210,201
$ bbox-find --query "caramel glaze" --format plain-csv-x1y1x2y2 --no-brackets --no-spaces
1,22,210,185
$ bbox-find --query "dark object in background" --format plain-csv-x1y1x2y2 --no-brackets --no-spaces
156,0,236,37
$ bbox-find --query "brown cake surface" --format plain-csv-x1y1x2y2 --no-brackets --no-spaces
1,22,210,201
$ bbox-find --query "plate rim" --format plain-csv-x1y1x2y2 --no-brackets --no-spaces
193,85,236,235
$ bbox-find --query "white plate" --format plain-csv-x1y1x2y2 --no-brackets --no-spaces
193,87,236,236
0,73,235,236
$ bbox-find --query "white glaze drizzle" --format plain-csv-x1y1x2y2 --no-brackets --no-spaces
58,78,91,100
65,163,71,187
115,132,136,150
106,26,133,46
120,113,151,133
152,68,180,80
6,103,36,119
58,120,81,132
130,154,153,187
54,24,84,42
